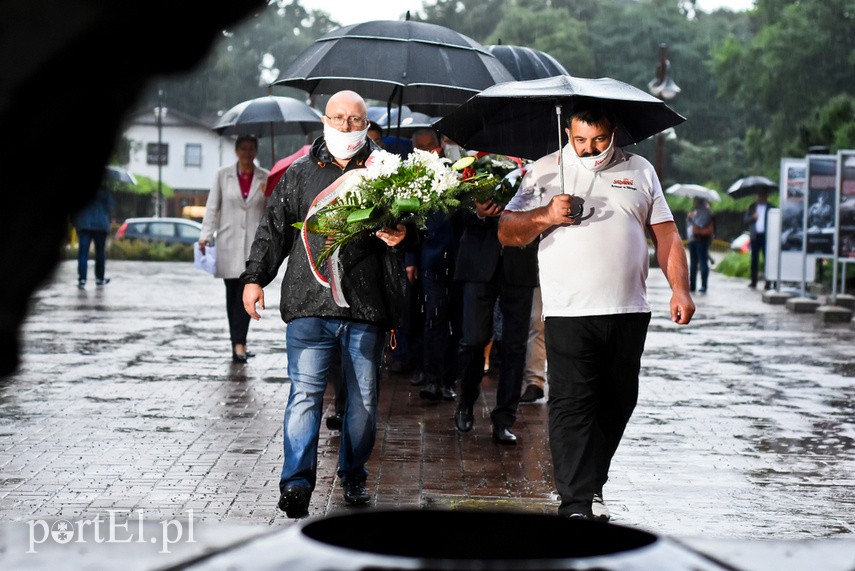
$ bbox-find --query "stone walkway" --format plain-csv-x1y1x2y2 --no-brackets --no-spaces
1,259,853,569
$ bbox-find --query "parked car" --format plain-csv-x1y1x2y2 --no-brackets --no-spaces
730,231,750,254
114,217,203,246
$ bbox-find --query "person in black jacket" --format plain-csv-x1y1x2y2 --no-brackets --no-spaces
73,185,114,289
744,189,770,289
240,90,409,519
453,196,539,445
407,129,464,401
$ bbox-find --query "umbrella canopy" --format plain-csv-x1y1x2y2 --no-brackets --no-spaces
212,95,323,165
433,74,686,162
272,20,515,114
103,165,136,186
212,95,323,137
485,44,569,81
726,175,777,199
665,184,721,202
265,144,311,195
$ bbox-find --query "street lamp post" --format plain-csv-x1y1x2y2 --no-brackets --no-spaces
648,43,680,180
153,89,166,218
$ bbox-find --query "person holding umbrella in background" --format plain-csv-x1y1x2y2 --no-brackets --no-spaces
73,183,115,289
744,188,770,289
498,100,694,519
199,134,269,363
686,196,715,293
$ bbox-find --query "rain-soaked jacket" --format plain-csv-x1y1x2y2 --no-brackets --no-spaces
241,136,407,329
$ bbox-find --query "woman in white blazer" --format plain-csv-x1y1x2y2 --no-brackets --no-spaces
199,135,269,363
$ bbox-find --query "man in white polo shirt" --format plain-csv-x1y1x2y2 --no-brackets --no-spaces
497,100,695,520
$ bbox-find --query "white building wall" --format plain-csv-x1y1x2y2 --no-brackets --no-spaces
123,113,233,193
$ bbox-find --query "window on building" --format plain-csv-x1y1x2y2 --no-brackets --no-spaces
185,143,202,167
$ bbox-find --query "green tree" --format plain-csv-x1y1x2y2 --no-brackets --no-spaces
712,0,855,170
487,4,593,76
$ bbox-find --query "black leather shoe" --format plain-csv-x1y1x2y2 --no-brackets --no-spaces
440,385,457,401
95,278,110,286
492,425,517,445
245,351,256,358
232,352,248,363
278,485,310,518
454,404,474,432
325,413,343,431
343,479,370,506
519,385,544,403
420,382,441,400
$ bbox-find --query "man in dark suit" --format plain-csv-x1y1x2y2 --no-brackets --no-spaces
407,129,463,400
744,188,770,289
453,199,539,444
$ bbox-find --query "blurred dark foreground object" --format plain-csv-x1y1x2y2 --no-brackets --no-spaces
184,509,733,570
0,0,265,378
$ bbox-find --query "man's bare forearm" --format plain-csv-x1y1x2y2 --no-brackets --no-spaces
498,208,554,246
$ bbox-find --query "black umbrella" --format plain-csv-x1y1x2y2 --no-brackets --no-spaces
103,165,137,186
433,74,685,194
726,175,778,199
212,95,323,165
485,44,569,81
272,20,515,117
371,107,438,137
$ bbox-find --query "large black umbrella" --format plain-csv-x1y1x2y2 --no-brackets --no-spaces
485,44,569,81
434,74,685,194
272,20,515,116
212,95,323,165
726,175,778,199
435,75,685,160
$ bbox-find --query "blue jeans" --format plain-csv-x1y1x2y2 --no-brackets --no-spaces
77,230,107,282
688,238,710,291
280,317,384,494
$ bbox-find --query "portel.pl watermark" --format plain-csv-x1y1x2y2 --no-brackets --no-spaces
26,510,195,554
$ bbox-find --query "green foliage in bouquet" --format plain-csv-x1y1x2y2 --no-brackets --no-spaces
457,153,529,206
295,149,499,266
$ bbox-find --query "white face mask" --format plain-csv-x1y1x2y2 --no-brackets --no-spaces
324,123,368,160
575,133,616,172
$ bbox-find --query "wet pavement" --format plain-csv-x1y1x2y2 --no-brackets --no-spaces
1,258,854,569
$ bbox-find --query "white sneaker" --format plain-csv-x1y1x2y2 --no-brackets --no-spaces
592,493,610,521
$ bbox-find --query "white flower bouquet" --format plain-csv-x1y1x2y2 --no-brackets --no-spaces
296,148,498,265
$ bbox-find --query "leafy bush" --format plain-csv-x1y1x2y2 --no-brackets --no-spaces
715,252,750,278
106,239,194,261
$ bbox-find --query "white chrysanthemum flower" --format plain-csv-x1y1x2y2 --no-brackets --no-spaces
365,149,401,179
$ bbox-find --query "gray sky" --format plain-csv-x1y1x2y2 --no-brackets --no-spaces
301,0,754,27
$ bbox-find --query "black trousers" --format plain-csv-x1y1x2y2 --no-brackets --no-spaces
421,269,462,388
224,278,251,346
458,275,533,428
750,232,766,286
544,313,650,516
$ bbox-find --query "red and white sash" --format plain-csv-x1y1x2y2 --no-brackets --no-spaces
300,169,362,308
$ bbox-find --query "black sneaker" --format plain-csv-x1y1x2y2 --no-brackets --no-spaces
343,479,370,506
95,278,110,286
278,485,310,518
592,493,610,521
77,279,86,289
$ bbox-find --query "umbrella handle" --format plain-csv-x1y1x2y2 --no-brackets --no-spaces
555,104,565,194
